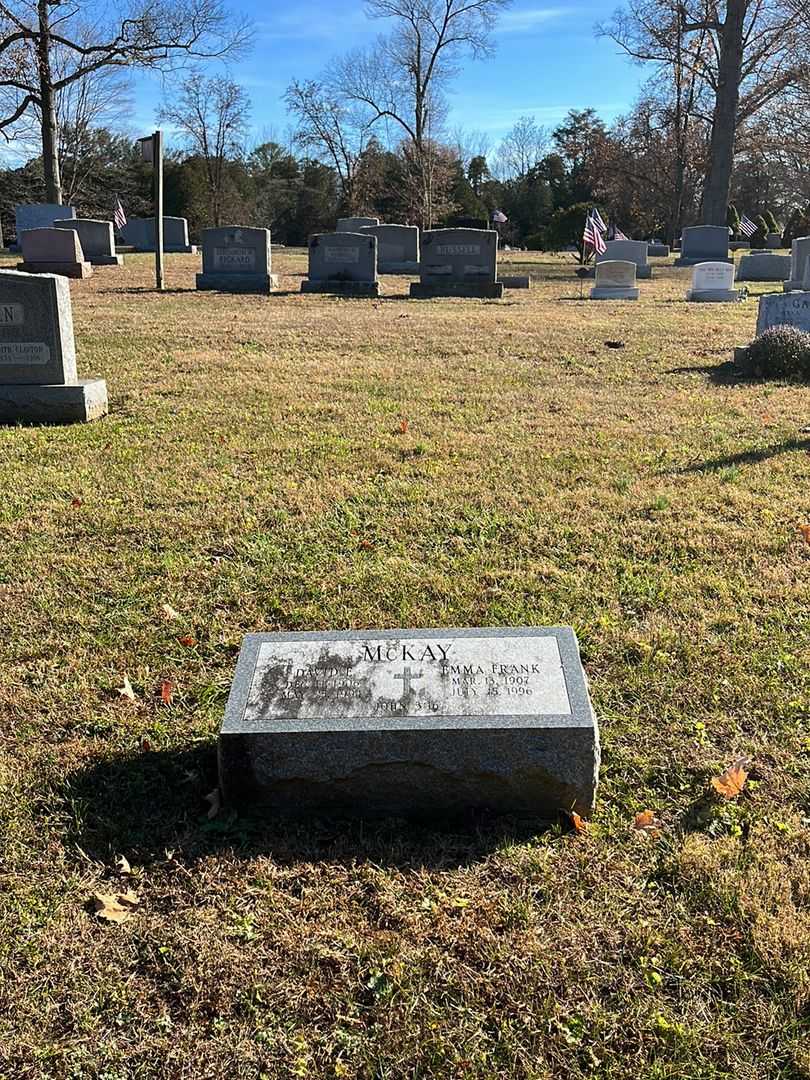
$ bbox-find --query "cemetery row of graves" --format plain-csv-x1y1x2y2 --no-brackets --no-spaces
1,199,809,1077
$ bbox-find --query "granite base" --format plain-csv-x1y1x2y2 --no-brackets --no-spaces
301,280,380,297
16,261,92,279
409,281,504,299
0,379,108,424
197,272,279,294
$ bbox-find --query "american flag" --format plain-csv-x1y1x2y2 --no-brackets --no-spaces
113,197,127,231
492,209,508,224
739,214,758,238
589,207,607,234
583,211,606,255
613,226,629,241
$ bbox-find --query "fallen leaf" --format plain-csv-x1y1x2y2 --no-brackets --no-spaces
116,855,132,875
140,735,152,752
161,603,180,621
70,496,83,508
798,524,810,545
205,788,222,820
399,419,409,434
160,680,174,705
92,890,140,924
711,759,750,799
634,809,662,835
117,675,136,702
178,635,196,647
569,811,588,834
358,539,373,551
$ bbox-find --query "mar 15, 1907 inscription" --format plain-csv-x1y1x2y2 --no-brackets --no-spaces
219,627,600,820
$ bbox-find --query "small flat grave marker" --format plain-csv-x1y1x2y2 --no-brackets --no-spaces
219,626,600,819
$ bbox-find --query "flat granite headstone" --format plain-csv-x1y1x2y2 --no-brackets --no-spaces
597,239,651,278
0,269,107,423
590,259,639,300
219,626,600,819
54,218,122,266
737,252,791,282
359,224,419,274
784,237,810,292
686,261,743,302
302,232,379,297
197,226,277,293
337,217,380,232
674,225,731,266
17,228,92,279
755,291,810,337
411,228,503,299
14,204,75,250
119,216,196,253
647,241,670,258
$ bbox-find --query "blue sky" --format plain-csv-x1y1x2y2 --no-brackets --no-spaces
126,0,646,152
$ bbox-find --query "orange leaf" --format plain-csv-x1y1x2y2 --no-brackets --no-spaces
160,680,174,705
178,635,196,648
798,524,810,545
634,809,662,835
399,419,409,434
569,811,588,834
358,539,373,551
711,759,750,799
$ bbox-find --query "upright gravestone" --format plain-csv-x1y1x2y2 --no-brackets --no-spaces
337,217,380,233
359,224,419,274
410,228,503,299
120,216,196,253
784,237,810,292
766,233,782,249
597,239,652,278
754,291,810,337
54,219,122,266
737,252,791,282
590,260,639,300
647,240,670,258
302,232,379,297
17,228,92,279
14,204,76,250
196,227,277,294
686,261,744,302
219,626,600,819
674,226,731,266
0,270,107,423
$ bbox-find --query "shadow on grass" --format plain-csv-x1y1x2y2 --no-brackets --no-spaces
666,361,746,384
678,436,810,474
64,744,557,870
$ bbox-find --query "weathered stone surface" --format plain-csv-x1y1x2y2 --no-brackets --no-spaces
120,216,196,253
0,269,107,423
410,228,503,299
219,627,600,819
302,232,379,296
14,204,75,248
686,261,743,302
17,228,92,278
590,259,639,300
737,252,791,282
597,239,651,278
197,226,277,293
766,233,782,249
54,219,121,265
647,242,670,258
784,237,810,291
755,291,810,337
359,224,419,273
337,217,379,232
500,275,531,289
674,225,731,266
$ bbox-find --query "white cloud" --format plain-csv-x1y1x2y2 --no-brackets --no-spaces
497,6,568,33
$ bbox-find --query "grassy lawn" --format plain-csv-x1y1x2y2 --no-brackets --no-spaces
1,249,808,1079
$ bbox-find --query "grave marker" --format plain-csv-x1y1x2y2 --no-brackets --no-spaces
686,261,744,302
598,239,651,278
54,219,122,266
219,626,600,818
737,252,791,282
14,204,75,250
784,237,810,292
197,227,278,293
674,225,731,266
410,228,503,299
755,291,810,337
302,232,379,297
360,224,419,274
590,260,639,300
0,269,107,423
17,228,92,279
120,216,196,253
337,217,379,232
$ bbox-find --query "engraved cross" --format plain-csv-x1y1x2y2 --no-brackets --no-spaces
394,665,423,698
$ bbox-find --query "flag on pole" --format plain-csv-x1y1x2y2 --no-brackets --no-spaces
113,196,127,231
492,210,508,224
589,207,607,234
613,226,629,241
583,211,606,255
739,214,758,238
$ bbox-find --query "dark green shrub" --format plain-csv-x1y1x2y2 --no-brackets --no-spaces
743,326,810,382
525,231,545,250
763,209,779,233
727,203,741,235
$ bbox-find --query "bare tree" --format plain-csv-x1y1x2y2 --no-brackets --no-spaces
600,0,810,224
159,72,249,226
494,115,550,179
0,0,252,204
329,0,512,225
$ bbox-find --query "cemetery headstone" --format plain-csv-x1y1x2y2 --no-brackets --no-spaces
410,228,503,299
737,252,791,282
13,204,76,250
0,269,107,423
729,240,750,251
784,237,810,292
766,233,782,249
218,626,600,819
120,216,196,253
590,260,639,300
337,217,379,233
754,291,810,337
302,232,379,297
674,225,731,266
196,227,277,294
17,228,92,279
647,241,670,258
686,261,743,302
597,239,652,278
359,224,419,274
499,275,531,289
54,218,122,266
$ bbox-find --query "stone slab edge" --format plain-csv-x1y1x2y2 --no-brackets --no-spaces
197,273,279,294
0,379,108,424
409,282,504,299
